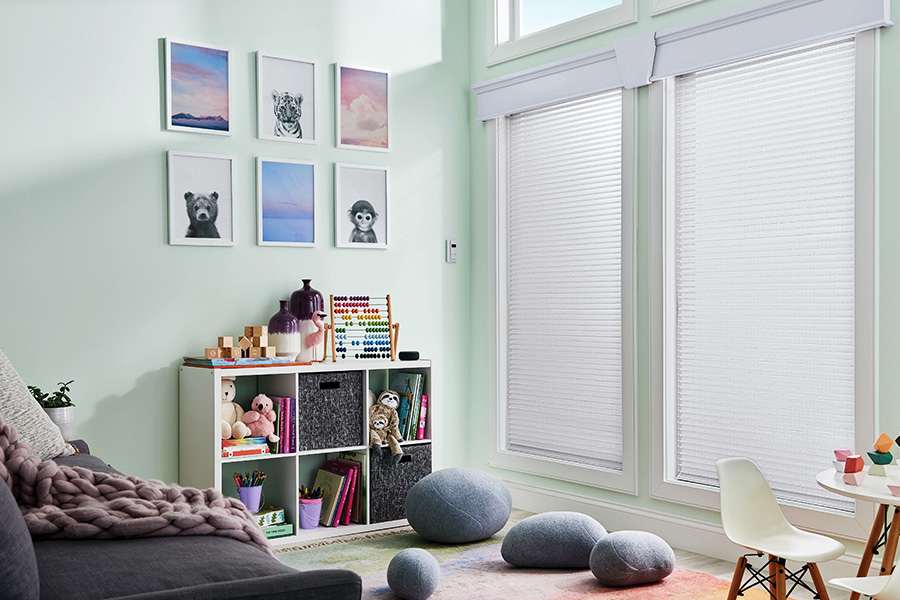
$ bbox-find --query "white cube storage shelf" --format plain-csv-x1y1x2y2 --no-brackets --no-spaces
179,359,432,545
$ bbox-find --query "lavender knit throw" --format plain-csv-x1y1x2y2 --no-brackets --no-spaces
0,416,271,554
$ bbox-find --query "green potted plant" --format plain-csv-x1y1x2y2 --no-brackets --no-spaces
28,380,75,440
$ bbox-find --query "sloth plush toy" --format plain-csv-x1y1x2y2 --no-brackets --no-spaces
369,390,404,464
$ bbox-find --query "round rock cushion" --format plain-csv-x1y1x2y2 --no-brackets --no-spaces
406,468,512,543
590,531,675,587
501,511,607,568
387,548,440,600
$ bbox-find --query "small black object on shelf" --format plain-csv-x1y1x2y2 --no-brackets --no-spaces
398,351,419,361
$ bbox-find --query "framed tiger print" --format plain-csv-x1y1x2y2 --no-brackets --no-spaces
165,39,232,136
257,53,317,144
336,64,390,152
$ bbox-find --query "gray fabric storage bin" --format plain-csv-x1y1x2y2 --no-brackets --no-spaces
370,443,432,523
297,371,364,451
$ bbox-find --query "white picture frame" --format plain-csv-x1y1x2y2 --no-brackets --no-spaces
165,39,232,136
257,52,317,144
167,151,235,246
335,63,390,152
334,163,389,249
257,157,316,247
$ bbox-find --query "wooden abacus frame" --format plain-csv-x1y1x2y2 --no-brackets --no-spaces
325,294,400,361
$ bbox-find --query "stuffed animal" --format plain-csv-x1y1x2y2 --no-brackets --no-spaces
221,377,249,440
369,390,403,463
241,394,280,443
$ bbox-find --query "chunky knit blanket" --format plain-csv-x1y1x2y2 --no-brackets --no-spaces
0,416,271,554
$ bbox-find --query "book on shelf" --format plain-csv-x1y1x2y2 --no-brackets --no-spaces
389,372,423,441
222,437,267,447
417,395,428,440
263,523,293,539
252,505,285,528
222,445,269,458
183,356,296,367
338,451,367,523
407,376,424,440
312,468,346,527
289,397,296,454
322,459,358,526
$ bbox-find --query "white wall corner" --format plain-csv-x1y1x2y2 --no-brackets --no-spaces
613,32,657,89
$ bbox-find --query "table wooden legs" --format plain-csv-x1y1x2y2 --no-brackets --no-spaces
850,504,896,600
726,556,747,600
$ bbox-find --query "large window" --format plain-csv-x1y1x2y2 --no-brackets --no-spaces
650,34,876,538
488,89,637,492
489,0,635,65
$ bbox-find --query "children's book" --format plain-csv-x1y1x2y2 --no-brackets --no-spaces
407,376,424,440
417,395,428,440
289,397,296,453
312,469,346,526
222,437,267,447
389,372,422,440
324,459,357,526
221,445,269,458
338,451,368,523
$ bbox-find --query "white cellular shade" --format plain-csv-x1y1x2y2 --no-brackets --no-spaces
672,37,856,511
505,90,623,470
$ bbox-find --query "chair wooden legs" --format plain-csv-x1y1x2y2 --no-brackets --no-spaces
727,556,747,600
770,555,786,600
850,505,899,600
808,562,831,600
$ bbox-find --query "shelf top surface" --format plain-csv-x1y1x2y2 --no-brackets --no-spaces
182,359,431,377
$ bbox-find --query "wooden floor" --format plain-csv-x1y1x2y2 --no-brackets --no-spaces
675,549,851,600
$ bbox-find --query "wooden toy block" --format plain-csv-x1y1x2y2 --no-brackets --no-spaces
834,449,853,462
868,450,894,465
843,471,866,486
252,335,268,348
833,460,846,473
244,326,254,338
250,326,268,337
888,482,900,497
868,464,888,477
205,347,222,359
262,346,276,357
238,337,252,351
875,433,894,454
844,455,864,473
217,336,233,348
224,346,241,359
249,346,262,358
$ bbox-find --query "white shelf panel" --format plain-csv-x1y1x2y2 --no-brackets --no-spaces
221,452,297,464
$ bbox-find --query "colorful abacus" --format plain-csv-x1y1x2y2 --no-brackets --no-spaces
328,294,400,361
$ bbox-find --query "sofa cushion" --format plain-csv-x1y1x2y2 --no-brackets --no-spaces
0,476,40,600
0,348,75,459
34,536,358,600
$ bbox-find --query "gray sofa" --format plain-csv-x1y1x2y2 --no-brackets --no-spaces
1,442,361,600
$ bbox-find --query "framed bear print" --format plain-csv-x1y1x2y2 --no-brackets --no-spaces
165,39,232,136
257,53,317,144
257,158,316,247
334,163,389,249
167,151,235,246
336,64,390,151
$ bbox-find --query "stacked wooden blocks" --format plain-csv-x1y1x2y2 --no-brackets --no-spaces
866,433,895,476
204,327,276,359
841,454,866,486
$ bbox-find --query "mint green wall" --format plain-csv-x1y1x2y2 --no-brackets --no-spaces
466,0,900,533
0,0,472,482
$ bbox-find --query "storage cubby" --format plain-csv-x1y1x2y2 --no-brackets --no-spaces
178,359,432,545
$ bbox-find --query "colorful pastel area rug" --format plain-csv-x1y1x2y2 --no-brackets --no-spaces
275,512,777,600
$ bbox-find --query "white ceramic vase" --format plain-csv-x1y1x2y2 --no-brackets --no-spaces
44,406,75,440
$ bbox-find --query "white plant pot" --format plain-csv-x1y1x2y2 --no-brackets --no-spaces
43,406,75,441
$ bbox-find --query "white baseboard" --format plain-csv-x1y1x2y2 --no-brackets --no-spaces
505,479,877,582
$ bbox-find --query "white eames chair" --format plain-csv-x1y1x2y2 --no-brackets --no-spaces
830,570,900,599
717,457,845,600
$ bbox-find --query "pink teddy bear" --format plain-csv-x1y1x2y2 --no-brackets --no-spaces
241,394,280,443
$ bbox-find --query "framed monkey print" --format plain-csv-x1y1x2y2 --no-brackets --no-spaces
334,163,388,249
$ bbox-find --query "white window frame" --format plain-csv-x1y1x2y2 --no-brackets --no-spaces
649,30,878,540
488,0,636,66
486,89,638,494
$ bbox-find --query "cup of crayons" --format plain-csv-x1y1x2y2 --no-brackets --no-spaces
234,471,266,513
299,485,324,529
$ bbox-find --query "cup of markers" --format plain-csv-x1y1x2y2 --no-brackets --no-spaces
234,471,266,513
299,485,324,529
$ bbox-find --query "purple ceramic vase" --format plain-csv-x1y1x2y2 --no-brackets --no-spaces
291,279,325,362
268,300,301,359
290,279,324,321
